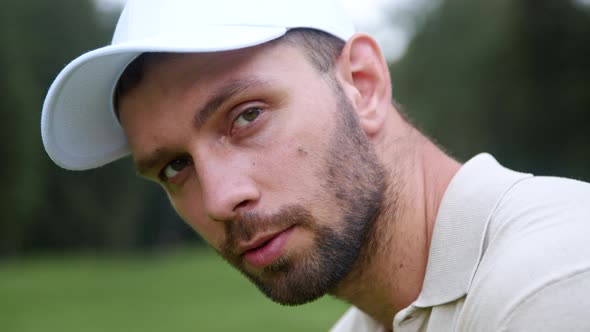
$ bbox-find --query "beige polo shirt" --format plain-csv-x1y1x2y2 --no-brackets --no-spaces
331,153,590,332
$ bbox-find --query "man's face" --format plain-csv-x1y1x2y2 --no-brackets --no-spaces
119,42,386,304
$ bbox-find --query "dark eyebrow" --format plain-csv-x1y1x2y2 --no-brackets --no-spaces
134,76,275,177
193,76,275,131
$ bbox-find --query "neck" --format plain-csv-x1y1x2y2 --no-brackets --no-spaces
330,121,461,328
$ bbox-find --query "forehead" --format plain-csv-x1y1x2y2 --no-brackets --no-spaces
143,42,306,90
118,42,310,122
123,45,322,119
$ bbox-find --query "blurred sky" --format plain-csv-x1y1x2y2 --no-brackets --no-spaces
95,0,417,61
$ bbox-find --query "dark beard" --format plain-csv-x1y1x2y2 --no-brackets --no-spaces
217,87,387,305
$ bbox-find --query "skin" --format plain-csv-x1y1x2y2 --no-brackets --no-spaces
119,34,461,329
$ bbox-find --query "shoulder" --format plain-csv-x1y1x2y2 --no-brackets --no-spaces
496,175,590,220
500,267,590,331
461,264,590,331
486,175,590,246
458,176,590,331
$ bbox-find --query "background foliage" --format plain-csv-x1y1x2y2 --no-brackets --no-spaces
393,0,590,178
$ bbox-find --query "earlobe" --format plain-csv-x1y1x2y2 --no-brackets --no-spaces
335,34,391,136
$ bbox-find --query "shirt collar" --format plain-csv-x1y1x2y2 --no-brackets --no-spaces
413,153,531,307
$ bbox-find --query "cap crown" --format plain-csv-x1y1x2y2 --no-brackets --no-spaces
113,0,354,45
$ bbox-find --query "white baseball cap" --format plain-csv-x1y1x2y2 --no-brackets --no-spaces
41,0,355,170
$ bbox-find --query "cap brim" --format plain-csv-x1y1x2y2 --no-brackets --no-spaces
42,25,287,170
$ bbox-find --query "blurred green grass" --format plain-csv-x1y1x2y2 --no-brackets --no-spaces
0,248,348,332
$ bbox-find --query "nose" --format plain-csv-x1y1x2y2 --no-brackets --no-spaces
193,152,260,222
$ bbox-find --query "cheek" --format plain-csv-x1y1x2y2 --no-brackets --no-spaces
254,141,324,203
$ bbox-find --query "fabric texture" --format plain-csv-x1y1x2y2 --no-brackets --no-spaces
331,153,590,332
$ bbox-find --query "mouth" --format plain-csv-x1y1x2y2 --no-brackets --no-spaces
239,226,296,269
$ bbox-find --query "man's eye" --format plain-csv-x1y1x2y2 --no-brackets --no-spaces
234,107,262,129
161,157,192,181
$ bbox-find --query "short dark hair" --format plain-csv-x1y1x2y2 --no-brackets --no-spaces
279,28,346,73
113,28,346,113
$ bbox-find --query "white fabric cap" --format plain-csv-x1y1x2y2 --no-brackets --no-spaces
41,0,355,170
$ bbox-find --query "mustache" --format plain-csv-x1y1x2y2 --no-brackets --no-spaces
223,205,314,253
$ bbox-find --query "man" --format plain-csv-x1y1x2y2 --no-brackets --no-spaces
41,0,590,331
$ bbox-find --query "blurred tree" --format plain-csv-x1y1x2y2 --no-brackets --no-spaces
0,0,198,256
392,0,590,179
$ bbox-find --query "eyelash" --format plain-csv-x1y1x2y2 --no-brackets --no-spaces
159,155,193,183
230,106,264,135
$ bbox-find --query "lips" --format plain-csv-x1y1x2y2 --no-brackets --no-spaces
240,227,295,269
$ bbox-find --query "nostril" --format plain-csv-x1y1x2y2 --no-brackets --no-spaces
234,200,251,211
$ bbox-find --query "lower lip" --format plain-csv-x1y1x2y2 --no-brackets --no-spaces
243,227,295,269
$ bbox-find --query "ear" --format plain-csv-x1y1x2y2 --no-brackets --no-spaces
335,34,392,136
